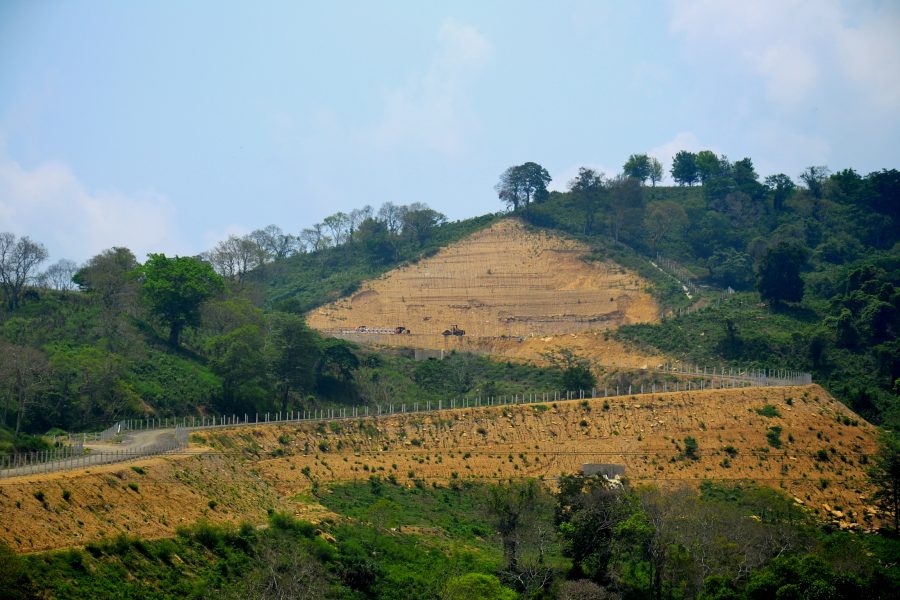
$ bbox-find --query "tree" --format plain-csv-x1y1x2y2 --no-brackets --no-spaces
707,249,754,290
644,201,688,254
671,151,699,187
0,232,48,311
764,174,795,212
346,205,373,243
496,162,551,211
204,235,264,284
41,258,78,291
488,479,541,574
623,154,651,184
606,176,645,243
799,166,830,199
73,247,138,303
695,150,722,184
265,313,320,412
0,342,49,434
556,473,632,584
869,432,900,532
137,254,225,347
400,203,446,247
377,202,405,234
250,224,299,261
323,212,350,246
543,348,596,392
205,324,269,414
355,217,396,264
569,167,607,235
756,242,808,308
648,157,664,187
299,223,331,252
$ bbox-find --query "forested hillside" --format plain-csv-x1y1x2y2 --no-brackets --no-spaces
496,155,900,428
0,208,549,452
1,153,898,440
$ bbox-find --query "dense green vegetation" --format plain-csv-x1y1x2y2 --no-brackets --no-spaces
0,208,570,447
4,477,898,599
508,157,899,427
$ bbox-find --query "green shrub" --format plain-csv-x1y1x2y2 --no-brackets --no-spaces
684,437,699,460
766,426,783,449
755,404,781,418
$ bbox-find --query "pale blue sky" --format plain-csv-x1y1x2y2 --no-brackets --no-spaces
1,0,899,263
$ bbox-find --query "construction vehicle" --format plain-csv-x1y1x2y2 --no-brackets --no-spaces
442,324,465,336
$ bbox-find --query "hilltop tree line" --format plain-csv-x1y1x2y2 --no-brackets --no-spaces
497,155,900,426
203,202,447,283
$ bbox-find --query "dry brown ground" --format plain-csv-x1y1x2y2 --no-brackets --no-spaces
306,219,663,367
221,385,878,528
0,384,879,553
0,449,282,553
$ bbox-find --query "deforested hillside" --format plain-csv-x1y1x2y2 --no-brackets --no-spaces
0,384,879,554
306,219,663,366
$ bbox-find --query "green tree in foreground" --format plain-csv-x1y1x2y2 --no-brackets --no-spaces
756,242,808,308
869,432,900,532
137,254,225,347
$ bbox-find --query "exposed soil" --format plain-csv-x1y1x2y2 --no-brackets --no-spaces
0,448,282,553
0,385,879,553
215,384,878,530
306,219,663,367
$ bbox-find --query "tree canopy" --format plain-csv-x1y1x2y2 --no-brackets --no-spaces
137,254,225,347
623,154,651,183
496,162,551,211
0,232,48,311
671,151,699,186
755,243,808,308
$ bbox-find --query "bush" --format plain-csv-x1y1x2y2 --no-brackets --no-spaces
684,437,699,460
766,426,783,449
755,404,781,418
268,511,317,537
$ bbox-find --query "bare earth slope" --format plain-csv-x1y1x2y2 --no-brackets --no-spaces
306,219,663,366
0,385,879,552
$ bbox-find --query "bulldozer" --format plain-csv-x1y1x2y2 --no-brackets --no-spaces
442,324,465,337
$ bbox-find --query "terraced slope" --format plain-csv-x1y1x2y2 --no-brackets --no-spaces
306,219,662,366
0,385,879,552
236,385,876,528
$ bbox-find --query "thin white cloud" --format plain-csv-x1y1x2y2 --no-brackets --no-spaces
371,18,492,154
669,0,900,113
0,158,187,264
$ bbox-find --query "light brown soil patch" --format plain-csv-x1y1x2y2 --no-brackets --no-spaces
0,449,282,553
2,385,879,553
199,385,879,529
306,219,662,367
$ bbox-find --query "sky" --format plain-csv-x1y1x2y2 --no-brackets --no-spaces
1,0,899,264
